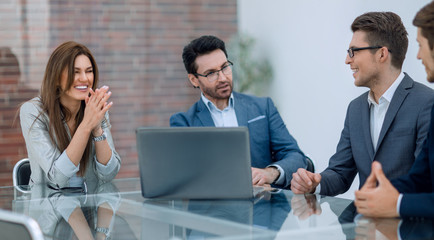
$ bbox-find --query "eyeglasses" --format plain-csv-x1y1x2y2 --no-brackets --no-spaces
195,61,233,82
347,46,391,58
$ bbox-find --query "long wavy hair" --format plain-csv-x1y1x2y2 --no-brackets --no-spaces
40,41,99,176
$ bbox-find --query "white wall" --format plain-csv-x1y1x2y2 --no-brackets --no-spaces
238,0,432,199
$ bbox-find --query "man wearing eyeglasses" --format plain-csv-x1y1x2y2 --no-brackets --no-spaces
355,1,434,219
170,35,310,189
291,12,434,197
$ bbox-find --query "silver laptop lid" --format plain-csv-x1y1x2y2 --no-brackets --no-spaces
136,127,253,199
0,209,44,240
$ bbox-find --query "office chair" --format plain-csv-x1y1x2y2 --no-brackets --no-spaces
0,209,44,240
13,158,31,193
306,155,315,173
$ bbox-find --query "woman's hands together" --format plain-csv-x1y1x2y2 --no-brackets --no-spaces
83,85,113,135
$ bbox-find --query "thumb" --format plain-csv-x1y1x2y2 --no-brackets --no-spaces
361,162,378,190
313,173,321,183
372,161,388,184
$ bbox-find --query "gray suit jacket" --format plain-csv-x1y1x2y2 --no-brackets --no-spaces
20,97,121,188
320,73,434,196
170,92,307,188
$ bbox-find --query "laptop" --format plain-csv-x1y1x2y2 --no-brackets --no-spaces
136,127,255,199
0,209,44,240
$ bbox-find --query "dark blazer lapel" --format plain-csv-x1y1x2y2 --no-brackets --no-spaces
233,92,249,127
376,74,412,152
196,99,215,126
361,98,375,159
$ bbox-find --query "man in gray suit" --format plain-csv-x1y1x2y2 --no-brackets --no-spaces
291,11,434,196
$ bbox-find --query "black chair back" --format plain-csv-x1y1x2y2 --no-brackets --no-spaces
16,161,31,186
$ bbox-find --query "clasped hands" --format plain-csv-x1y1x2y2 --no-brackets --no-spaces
354,161,400,218
83,85,113,135
291,162,400,218
289,168,322,220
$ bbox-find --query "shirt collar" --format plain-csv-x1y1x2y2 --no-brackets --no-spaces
367,72,405,106
201,93,234,112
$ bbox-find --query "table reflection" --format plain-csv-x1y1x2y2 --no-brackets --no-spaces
184,190,291,238
13,178,432,240
291,194,322,220
337,201,434,240
26,182,135,240
253,190,291,231
353,217,434,240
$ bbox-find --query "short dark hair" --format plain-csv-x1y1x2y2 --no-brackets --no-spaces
182,35,228,74
413,1,434,50
351,12,408,69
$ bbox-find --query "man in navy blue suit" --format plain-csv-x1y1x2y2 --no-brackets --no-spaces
355,1,434,219
170,35,309,189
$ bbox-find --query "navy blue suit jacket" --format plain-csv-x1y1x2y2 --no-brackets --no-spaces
392,104,434,219
170,91,307,188
320,73,434,196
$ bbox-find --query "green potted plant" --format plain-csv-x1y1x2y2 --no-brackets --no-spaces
228,34,273,96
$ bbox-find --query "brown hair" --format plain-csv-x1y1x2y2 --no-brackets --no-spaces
414,1,434,50
40,41,99,176
351,12,408,70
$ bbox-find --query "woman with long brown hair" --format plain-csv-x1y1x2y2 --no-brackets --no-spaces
20,41,121,189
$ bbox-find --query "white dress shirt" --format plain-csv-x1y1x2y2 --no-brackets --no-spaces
201,93,238,127
368,72,404,150
369,73,404,216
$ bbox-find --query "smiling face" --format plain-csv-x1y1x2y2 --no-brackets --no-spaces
345,31,381,88
59,54,94,107
416,28,434,83
188,49,233,105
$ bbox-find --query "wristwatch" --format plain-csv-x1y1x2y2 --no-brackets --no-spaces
93,130,107,142
269,166,281,185
95,227,111,239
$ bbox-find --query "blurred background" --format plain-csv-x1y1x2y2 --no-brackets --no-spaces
0,0,431,199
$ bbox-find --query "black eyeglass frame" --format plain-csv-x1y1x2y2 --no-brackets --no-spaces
195,61,233,82
347,46,392,58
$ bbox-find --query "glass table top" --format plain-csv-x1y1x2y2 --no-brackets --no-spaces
1,178,432,240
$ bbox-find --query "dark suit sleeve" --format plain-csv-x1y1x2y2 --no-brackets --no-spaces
391,105,434,219
320,104,358,196
394,155,433,218
266,98,306,187
399,218,434,238
414,96,434,158
398,193,434,218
